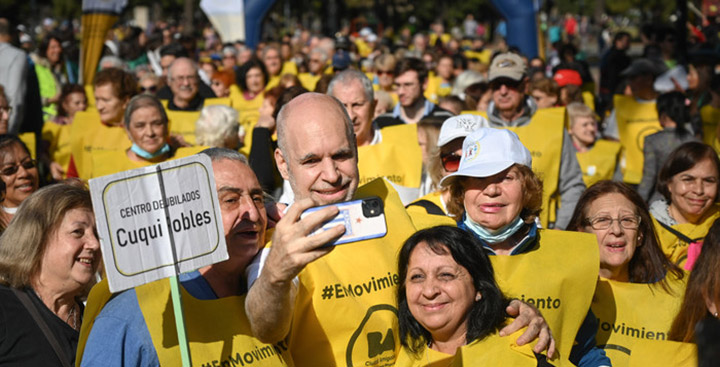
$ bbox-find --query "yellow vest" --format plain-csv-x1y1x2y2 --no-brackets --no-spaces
700,104,720,149
653,204,720,267
288,179,418,366
592,275,687,367
394,329,539,367
511,108,565,227
42,122,72,173
582,91,595,111
136,278,293,367
69,109,131,180
407,190,447,215
463,49,492,64
76,279,113,366
18,132,36,159
204,97,231,107
627,339,697,367
575,139,621,187
476,108,566,227
423,76,451,104
357,124,423,189
230,90,263,156
90,146,207,178
165,109,201,146
298,73,321,91
490,230,599,366
613,95,661,184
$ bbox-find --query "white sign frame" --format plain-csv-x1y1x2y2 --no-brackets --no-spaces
90,155,228,293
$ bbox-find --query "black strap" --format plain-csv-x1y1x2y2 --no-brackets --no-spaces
657,220,702,244
406,199,445,216
11,288,72,367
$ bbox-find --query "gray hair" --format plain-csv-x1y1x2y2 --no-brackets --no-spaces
199,147,248,164
276,93,356,156
167,57,198,81
195,105,240,147
123,94,168,129
327,69,374,103
309,47,328,62
99,55,128,71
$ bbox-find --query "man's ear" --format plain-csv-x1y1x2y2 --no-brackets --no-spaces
275,148,290,180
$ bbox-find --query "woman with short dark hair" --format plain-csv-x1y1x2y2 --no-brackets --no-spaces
395,226,547,366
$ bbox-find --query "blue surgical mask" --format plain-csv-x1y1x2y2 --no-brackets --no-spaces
463,214,525,244
130,143,171,160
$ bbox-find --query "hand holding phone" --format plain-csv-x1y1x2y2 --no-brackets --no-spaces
301,196,388,246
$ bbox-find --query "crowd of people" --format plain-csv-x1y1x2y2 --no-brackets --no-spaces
0,9,720,367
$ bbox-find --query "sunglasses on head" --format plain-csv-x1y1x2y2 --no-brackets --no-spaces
1,159,36,176
441,152,461,172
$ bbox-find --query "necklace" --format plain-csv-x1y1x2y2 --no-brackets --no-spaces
66,303,78,330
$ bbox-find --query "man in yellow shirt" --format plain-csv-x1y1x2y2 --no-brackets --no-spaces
245,93,555,366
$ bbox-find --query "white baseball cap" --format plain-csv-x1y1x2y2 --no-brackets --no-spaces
437,114,488,147
440,128,532,186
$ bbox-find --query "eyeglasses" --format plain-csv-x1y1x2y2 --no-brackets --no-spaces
441,152,461,172
585,215,641,230
140,86,157,93
490,79,522,91
0,106,11,114
1,159,36,176
376,70,394,76
171,75,197,83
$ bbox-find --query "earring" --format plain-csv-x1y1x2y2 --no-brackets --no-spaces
715,312,718,318
475,293,482,302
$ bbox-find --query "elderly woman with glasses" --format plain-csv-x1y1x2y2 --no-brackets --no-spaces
567,181,686,367
0,135,39,230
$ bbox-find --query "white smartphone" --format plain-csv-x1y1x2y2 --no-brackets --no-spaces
301,196,388,246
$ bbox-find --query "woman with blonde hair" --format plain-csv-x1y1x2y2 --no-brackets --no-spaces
0,183,100,365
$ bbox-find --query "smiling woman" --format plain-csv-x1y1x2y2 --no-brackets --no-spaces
651,142,720,268
0,135,40,230
441,127,611,367
0,183,99,366
395,226,547,366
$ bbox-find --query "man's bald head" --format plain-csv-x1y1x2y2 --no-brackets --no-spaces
276,93,356,156
274,93,359,205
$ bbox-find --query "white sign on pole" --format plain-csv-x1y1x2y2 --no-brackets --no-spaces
90,155,228,293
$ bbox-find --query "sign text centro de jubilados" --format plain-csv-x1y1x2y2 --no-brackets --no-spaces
89,155,228,293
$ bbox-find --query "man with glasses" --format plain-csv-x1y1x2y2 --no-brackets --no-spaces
375,57,452,128
485,52,585,230
166,57,204,111
298,47,328,91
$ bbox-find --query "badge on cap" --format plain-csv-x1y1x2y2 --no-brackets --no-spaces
464,142,480,161
498,59,516,68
